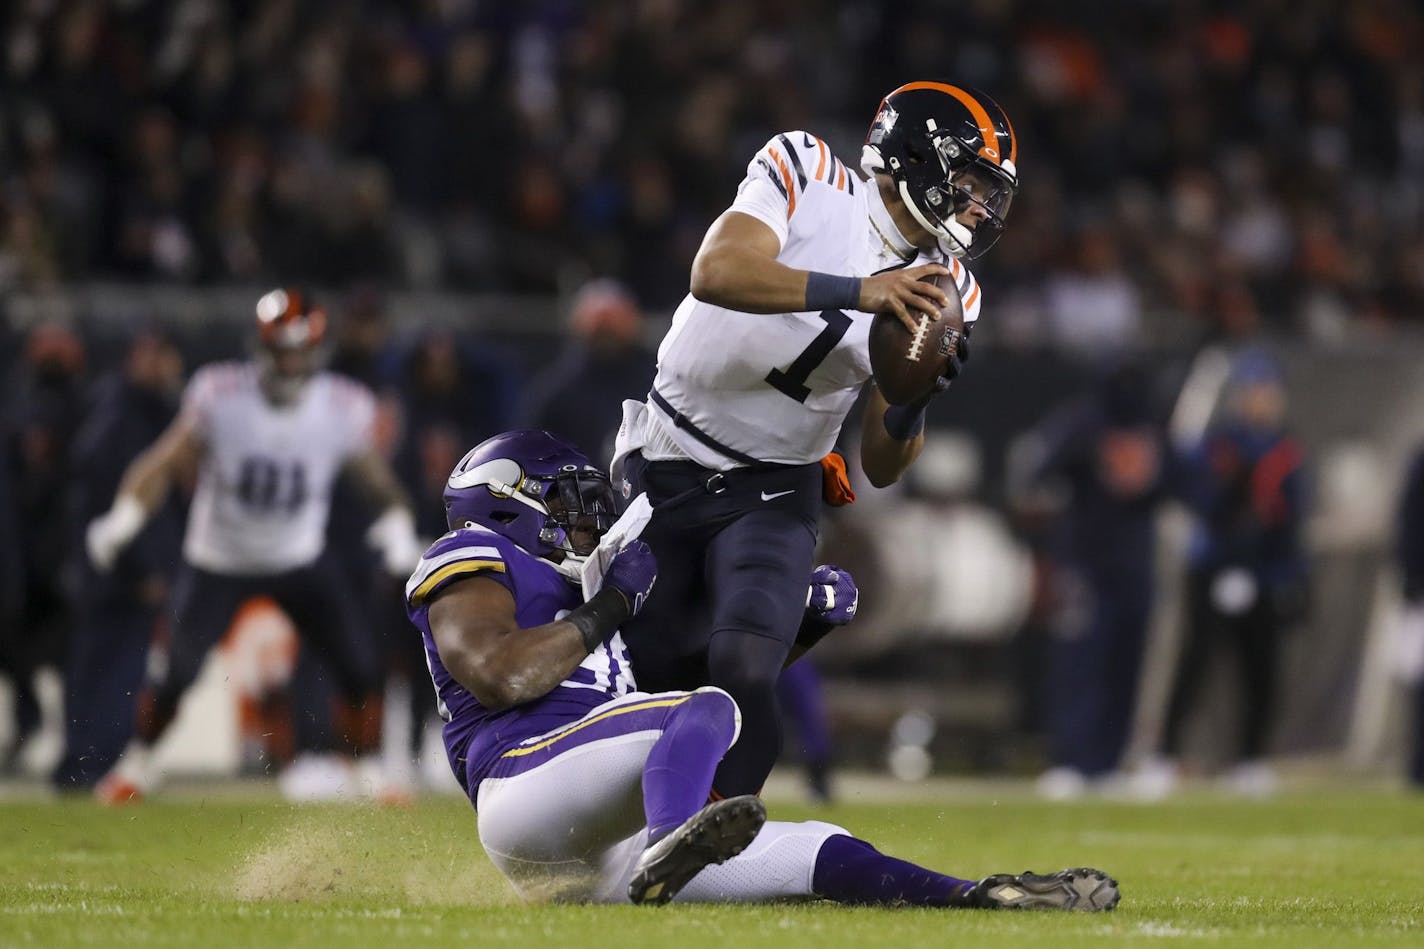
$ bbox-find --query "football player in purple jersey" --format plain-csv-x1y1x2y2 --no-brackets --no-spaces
409,429,1119,909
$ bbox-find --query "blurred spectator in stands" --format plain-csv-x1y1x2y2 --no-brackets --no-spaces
0,447,21,749
1393,443,1424,789
1043,224,1142,356
1,0,1422,333
328,286,398,392
2,324,87,772
520,279,654,464
1017,360,1174,799
1139,348,1309,798
375,329,519,790
394,330,520,539
113,107,199,280
55,328,185,789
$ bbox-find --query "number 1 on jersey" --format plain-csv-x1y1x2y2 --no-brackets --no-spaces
765,309,852,403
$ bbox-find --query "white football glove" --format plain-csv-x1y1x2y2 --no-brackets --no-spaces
85,495,148,573
367,506,424,577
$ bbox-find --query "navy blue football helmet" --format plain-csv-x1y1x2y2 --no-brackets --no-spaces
443,430,617,559
862,81,1018,260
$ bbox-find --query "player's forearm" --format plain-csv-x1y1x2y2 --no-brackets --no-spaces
859,392,924,488
451,623,591,710
691,248,832,315
345,451,411,513
114,447,177,515
442,590,631,710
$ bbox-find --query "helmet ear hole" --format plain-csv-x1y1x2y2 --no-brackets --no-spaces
490,511,519,524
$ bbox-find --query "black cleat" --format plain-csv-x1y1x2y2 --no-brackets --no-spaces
628,795,767,905
964,867,1120,912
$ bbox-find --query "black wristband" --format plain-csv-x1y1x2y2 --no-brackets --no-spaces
882,403,929,440
567,587,632,653
805,272,862,312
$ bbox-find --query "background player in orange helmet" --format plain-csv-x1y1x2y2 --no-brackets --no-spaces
86,288,424,803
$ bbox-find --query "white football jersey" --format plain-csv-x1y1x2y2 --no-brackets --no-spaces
648,131,984,469
181,362,376,575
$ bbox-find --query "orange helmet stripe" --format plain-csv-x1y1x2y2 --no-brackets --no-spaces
892,81,1003,165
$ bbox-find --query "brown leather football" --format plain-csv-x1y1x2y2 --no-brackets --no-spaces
868,272,965,405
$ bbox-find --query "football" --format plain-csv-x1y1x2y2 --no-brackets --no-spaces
869,272,965,405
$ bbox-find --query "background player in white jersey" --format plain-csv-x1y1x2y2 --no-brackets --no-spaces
415,430,1117,909
613,81,1019,797
85,288,423,803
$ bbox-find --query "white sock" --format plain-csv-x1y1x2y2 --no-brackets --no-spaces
672,820,849,903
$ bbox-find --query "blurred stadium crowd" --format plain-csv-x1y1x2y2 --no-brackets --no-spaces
3,0,1424,335
2,0,1424,797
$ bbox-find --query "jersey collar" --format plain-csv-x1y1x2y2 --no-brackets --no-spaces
866,181,917,261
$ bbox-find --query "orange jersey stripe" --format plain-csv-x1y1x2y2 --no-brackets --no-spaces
835,161,845,190
964,280,981,313
815,138,828,181
769,147,797,217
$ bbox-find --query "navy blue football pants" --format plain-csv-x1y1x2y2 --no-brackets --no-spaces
619,452,822,797
138,555,382,753
54,603,156,787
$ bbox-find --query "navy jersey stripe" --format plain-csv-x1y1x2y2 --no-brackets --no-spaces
756,157,790,200
776,134,809,191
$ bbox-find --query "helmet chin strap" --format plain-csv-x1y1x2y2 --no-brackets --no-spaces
895,179,973,259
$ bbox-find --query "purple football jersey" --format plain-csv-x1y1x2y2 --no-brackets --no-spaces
405,525,635,794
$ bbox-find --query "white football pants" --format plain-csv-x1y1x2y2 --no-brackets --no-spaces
474,690,846,903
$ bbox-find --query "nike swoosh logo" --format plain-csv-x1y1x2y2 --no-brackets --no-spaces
802,133,815,149
761,489,796,502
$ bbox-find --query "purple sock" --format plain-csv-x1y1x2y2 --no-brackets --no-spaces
643,690,739,840
812,834,975,906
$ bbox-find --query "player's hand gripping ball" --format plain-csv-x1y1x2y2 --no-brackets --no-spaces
869,272,966,405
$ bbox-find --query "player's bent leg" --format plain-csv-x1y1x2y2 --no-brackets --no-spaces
478,730,657,903
476,690,735,904
98,567,247,804
704,509,816,797
704,631,788,797
642,686,741,840
666,819,849,903
651,820,1123,912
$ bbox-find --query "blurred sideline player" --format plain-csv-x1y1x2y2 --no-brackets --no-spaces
86,288,423,803
612,81,1017,797
410,430,1117,909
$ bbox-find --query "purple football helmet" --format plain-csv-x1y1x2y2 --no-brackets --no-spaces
443,430,618,558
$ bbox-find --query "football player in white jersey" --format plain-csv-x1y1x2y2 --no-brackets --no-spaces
613,81,1019,798
85,288,424,803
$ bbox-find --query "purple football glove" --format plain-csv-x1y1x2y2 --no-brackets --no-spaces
805,564,858,626
604,539,657,616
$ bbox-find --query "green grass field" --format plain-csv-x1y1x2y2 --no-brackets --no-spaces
2,781,1422,947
